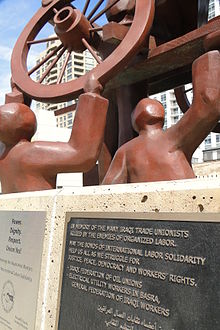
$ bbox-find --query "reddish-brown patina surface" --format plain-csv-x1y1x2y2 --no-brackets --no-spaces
2,0,220,192
0,80,108,193
103,51,220,184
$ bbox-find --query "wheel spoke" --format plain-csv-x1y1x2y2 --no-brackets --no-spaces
89,26,103,32
28,43,63,76
87,0,105,21
82,0,90,15
82,38,102,64
57,50,71,84
90,0,120,24
27,36,59,45
39,46,66,83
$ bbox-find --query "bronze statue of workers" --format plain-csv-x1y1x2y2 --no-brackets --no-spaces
0,78,108,193
103,50,220,184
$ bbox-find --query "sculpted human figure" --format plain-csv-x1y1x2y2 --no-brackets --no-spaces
98,0,205,182
102,50,220,184
0,79,108,193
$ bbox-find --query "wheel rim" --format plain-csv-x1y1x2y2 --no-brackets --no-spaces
11,0,155,103
175,85,220,133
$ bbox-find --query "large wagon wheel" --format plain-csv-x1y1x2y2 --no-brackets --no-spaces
11,0,155,104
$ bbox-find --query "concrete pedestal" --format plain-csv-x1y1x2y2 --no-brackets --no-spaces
0,178,219,329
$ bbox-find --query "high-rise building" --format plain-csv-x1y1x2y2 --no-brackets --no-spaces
153,0,220,163
208,0,220,19
35,36,97,128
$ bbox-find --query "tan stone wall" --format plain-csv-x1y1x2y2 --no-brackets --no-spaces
193,160,220,179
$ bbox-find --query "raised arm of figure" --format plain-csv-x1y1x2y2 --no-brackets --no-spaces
102,147,127,185
167,50,220,161
22,79,109,176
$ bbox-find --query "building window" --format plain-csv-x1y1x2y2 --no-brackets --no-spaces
161,94,166,102
205,134,211,145
75,67,84,73
203,151,213,162
192,157,198,164
172,107,179,115
48,106,57,111
74,55,83,60
163,119,167,130
74,61,83,66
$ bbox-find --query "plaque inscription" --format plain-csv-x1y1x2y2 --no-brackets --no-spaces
59,217,220,330
0,211,45,330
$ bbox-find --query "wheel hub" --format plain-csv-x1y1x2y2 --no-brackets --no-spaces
54,6,92,52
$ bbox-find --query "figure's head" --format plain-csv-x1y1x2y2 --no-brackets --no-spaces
132,98,165,133
0,103,37,146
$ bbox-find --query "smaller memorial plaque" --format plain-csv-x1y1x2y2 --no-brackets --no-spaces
0,211,45,330
59,216,220,330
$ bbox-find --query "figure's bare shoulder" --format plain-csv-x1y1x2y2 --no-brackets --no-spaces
102,144,128,185
11,141,39,168
115,143,127,158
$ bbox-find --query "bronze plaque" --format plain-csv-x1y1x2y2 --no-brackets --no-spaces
58,217,220,330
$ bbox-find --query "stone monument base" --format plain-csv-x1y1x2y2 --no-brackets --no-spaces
0,178,219,329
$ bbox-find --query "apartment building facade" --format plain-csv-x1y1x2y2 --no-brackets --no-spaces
35,36,97,129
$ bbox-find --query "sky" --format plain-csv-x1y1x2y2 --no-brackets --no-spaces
0,0,40,104
0,0,106,105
